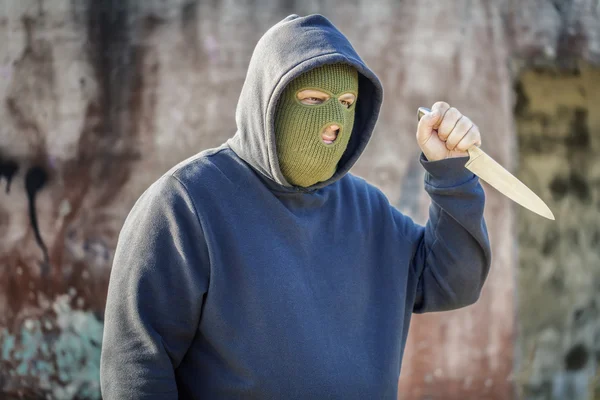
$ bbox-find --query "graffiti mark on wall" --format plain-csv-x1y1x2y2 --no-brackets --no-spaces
25,165,50,273
0,153,50,273
0,155,18,193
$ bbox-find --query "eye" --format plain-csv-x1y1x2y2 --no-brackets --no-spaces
297,90,331,105
338,94,356,109
300,97,325,105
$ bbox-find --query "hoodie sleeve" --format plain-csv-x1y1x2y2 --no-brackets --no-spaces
100,174,209,399
397,154,491,313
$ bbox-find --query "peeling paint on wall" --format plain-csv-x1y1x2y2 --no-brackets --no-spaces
1,294,103,399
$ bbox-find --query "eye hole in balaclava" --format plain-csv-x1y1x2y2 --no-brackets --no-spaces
274,63,359,187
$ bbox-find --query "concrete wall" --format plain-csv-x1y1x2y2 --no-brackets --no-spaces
0,0,597,399
513,65,600,400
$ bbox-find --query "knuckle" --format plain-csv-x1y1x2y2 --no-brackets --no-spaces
460,116,472,127
446,107,462,119
469,126,481,140
455,119,470,134
446,133,458,146
431,102,450,115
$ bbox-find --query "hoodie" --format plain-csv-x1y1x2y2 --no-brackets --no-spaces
100,14,491,400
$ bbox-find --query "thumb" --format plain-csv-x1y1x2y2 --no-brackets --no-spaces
416,110,441,146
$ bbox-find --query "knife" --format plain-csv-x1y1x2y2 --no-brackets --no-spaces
417,107,555,220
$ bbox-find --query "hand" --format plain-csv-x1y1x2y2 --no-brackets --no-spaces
416,102,482,161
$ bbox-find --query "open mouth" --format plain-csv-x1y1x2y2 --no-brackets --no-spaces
321,124,340,144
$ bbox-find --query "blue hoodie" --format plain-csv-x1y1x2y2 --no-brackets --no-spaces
100,14,491,400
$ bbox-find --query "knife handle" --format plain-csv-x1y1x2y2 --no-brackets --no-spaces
416,106,431,121
416,106,483,161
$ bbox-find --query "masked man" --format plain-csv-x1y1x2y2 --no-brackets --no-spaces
101,14,490,399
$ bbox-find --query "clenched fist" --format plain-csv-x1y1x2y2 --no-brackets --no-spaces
416,102,482,162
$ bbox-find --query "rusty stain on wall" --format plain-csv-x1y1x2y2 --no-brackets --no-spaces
0,0,159,396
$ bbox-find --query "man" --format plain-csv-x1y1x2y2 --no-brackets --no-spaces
100,14,490,399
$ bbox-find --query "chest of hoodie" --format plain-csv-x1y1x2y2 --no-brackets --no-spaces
183,151,415,393
191,152,414,319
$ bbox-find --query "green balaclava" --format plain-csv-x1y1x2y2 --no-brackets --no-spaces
274,63,359,187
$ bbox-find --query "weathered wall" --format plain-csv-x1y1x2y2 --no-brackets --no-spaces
513,64,600,400
502,1,600,399
0,0,597,399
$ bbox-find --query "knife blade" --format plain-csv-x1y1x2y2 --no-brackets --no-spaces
417,107,555,220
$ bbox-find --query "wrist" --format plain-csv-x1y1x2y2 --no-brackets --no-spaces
419,152,475,188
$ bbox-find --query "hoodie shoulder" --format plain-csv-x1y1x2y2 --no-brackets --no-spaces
164,145,239,192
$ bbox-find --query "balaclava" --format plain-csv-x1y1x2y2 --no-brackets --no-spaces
274,63,359,187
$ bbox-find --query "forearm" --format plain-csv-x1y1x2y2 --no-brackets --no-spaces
101,289,180,399
412,154,491,313
100,175,209,398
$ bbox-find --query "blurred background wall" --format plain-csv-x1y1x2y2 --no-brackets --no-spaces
0,0,598,399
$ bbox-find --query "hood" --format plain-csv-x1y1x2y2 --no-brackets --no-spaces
227,14,383,191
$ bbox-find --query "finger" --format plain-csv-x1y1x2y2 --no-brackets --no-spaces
437,107,462,142
445,116,474,151
455,124,482,152
430,101,450,128
416,109,442,146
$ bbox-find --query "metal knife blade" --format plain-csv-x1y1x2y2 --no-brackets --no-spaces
417,107,555,220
